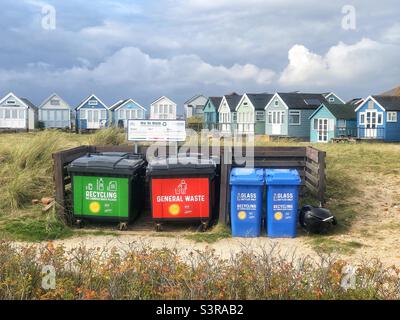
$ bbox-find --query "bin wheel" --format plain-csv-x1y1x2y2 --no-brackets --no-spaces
118,222,128,231
155,223,163,232
198,222,208,233
75,219,84,229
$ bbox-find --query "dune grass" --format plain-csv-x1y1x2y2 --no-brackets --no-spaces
0,131,87,212
0,131,399,246
88,127,126,146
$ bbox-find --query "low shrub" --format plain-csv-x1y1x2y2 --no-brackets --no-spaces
0,242,399,300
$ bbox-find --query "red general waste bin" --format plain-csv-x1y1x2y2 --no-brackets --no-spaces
147,156,217,232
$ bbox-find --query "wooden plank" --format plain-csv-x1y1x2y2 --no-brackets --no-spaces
306,146,320,163
60,146,91,164
253,146,306,153
251,160,306,168
93,145,134,153
253,150,306,158
305,160,319,174
305,180,319,195
305,171,319,185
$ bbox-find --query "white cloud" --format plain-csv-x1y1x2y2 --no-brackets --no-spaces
382,23,400,44
73,47,276,87
279,38,400,87
0,46,275,93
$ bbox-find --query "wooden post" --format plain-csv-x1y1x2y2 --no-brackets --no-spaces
52,146,91,223
53,152,66,220
218,144,232,225
318,150,327,205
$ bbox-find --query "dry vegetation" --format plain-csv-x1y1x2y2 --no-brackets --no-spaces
1,241,399,300
0,130,399,300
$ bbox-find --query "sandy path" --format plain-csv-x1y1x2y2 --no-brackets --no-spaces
26,232,400,267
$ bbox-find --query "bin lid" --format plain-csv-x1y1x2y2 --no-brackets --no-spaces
96,152,130,157
265,169,301,185
95,152,143,160
68,154,145,175
230,168,264,186
147,156,216,176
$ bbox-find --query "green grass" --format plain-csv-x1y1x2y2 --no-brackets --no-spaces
185,224,231,243
74,230,120,237
0,216,73,242
309,236,364,255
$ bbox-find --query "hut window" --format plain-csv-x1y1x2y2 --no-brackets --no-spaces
313,119,318,130
377,113,383,125
119,110,125,119
387,112,397,122
256,111,265,121
50,99,60,106
337,119,346,128
289,110,301,125
6,100,16,105
359,113,365,125
88,100,98,106
329,97,335,103
274,100,279,106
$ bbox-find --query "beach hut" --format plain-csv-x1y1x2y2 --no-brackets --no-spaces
0,92,37,131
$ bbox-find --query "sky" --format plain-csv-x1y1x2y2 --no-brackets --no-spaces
0,0,399,114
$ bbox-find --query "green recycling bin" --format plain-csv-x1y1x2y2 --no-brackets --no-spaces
67,153,145,228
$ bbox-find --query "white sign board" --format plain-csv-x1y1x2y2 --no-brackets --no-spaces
127,120,187,142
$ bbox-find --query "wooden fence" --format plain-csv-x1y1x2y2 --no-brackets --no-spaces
53,145,326,225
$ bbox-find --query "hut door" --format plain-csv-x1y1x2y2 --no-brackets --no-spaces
365,110,377,138
317,119,328,143
87,110,101,129
271,111,284,135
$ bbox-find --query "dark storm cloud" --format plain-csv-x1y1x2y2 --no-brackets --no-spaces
0,0,399,112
